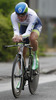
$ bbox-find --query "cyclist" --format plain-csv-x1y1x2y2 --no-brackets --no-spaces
11,2,42,73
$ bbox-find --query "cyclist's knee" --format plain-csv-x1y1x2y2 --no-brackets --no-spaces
29,32,38,43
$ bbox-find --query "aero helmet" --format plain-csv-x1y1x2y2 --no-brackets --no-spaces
15,2,28,15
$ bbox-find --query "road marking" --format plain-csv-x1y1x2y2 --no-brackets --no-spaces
0,74,56,92
0,82,11,92
39,74,56,84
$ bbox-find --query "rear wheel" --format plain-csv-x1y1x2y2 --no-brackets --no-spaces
11,54,23,98
28,57,40,94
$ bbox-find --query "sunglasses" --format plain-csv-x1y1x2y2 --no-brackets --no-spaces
16,12,27,17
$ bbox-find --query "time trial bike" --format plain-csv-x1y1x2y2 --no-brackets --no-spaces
5,42,40,98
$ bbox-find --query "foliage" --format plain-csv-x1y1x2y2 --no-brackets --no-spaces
0,0,25,61
0,12,17,61
0,0,25,16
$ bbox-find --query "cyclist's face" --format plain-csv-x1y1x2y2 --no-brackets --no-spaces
17,15,27,22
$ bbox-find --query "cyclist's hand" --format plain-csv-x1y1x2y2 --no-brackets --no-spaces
12,35,18,42
17,35,23,42
12,35,23,42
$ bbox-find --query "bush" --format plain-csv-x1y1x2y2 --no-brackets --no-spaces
0,13,17,61
0,0,25,61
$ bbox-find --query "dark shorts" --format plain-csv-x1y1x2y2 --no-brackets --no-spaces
20,25,29,44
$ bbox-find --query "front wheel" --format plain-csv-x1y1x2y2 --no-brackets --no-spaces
11,54,23,98
28,58,40,95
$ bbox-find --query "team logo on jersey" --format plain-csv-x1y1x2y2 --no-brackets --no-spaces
18,8,22,13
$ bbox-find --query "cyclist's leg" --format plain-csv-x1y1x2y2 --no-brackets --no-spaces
29,22,42,51
29,23,42,71
23,46,27,64
29,31,38,71
29,31,38,51
23,38,29,65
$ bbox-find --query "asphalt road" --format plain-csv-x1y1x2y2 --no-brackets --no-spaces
0,55,56,100
0,80,56,100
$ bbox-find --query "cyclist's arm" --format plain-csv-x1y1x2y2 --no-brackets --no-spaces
11,13,20,36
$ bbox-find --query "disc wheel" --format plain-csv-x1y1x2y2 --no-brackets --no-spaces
28,62,40,94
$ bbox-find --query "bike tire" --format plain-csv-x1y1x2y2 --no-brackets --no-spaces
28,58,40,95
11,54,23,98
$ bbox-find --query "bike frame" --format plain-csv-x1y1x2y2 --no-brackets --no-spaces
17,43,33,75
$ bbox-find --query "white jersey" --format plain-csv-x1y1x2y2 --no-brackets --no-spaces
11,8,42,38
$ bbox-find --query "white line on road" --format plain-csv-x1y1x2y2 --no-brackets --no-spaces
39,74,56,84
